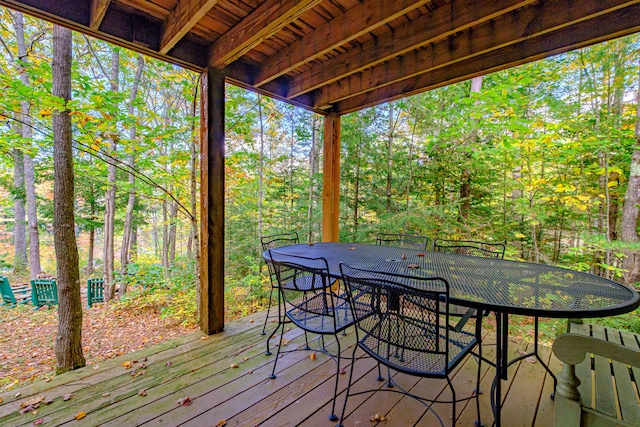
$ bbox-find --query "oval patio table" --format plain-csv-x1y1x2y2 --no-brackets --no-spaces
264,242,640,427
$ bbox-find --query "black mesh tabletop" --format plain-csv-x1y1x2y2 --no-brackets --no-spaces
265,243,640,318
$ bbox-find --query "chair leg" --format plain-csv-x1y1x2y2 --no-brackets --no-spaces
261,285,276,335
337,346,359,427
328,334,341,422
269,317,286,379
266,289,284,356
447,377,456,427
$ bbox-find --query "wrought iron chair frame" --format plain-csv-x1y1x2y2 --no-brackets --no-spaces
375,232,429,252
338,263,482,427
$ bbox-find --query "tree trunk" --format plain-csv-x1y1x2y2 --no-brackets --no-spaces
12,146,27,273
307,115,318,242
120,54,144,290
386,103,394,212
459,76,483,223
52,24,85,373
103,48,119,302
621,57,640,286
14,11,41,278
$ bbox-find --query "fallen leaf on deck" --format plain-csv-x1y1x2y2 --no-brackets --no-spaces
309,353,317,360
401,253,407,259
525,356,537,363
200,336,210,340
243,356,249,361
21,396,46,408
249,319,254,323
370,413,386,421
102,393,110,397
122,361,132,369
15,392,21,398
33,418,44,425
350,247,356,250
0,397,3,403
20,405,35,415
177,397,192,406
45,397,55,405
216,420,227,426
63,394,73,401
417,253,425,257
166,361,172,366
138,389,147,397
75,412,86,420
230,363,239,369
308,242,314,246
44,377,52,382
137,363,147,369
339,368,346,375
92,365,99,371
407,264,420,269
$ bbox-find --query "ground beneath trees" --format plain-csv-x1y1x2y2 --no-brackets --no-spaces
0,302,198,391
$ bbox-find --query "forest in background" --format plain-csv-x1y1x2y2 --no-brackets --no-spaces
1,8,639,326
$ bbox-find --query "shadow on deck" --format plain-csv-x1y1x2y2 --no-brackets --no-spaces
0,311,558,426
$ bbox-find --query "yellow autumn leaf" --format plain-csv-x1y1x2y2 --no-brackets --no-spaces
75,412,86,420
514,233,527,239
122,361,132,369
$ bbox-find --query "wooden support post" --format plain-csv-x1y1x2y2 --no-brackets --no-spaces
322,113,340,242
200,68,225,334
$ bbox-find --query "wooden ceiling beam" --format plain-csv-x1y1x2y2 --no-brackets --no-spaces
331,5,640,114
207,0,322,69
287,0,538,99
160,0,219,55
313,0,640,109
253,0,431,88
89,0,110,30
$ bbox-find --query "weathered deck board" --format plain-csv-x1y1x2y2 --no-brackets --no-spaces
1,312,559,427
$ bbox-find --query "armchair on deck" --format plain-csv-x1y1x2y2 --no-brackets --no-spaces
338,263,482,427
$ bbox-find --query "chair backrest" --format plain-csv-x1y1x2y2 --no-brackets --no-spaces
261,232,300,284
87,278,105,308
433,238,505,259
31,279,58,306
0,276,16,304
340,263,454,376
376,233,429,252
261,232,300,252
267,250,331,292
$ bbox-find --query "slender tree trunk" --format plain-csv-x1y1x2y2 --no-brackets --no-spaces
120,55,144,291
353,136,361,233
169,201,178,263
12,146,27,273
307,115,318,242
459,76,483,223
52,24,85,373
621,57,640,286
386,103,394,212
103,48,119,301
258,95,264,248
406,110,419,212
14,11,41,278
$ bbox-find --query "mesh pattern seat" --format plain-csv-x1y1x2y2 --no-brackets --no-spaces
376,232,429,252
266,250,354,422
338,264,481,427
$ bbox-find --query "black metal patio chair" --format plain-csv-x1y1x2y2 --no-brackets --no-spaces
260,232,300,339
338,263,482,427
375,232,429,252
266,250,354,422
433,238,505,331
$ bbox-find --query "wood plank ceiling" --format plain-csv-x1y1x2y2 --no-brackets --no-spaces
1,0,640,115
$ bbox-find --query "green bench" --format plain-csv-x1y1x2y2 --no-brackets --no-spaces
30,278,58,308
87,278,104,308
0,275,31,307
553,321,640,427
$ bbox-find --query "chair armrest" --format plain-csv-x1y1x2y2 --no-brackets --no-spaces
553,333,640,368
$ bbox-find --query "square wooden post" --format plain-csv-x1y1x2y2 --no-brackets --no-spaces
322,113,340,242
200,67,225,334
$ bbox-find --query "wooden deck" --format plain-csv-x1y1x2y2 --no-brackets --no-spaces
0,311,560,426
